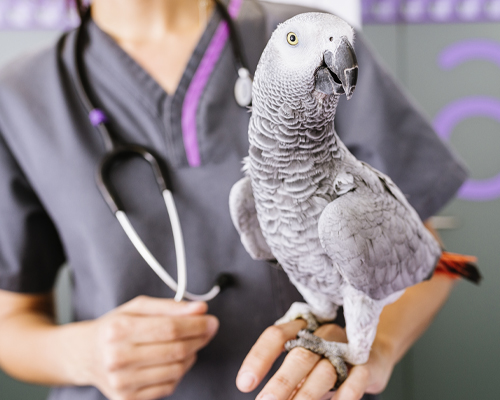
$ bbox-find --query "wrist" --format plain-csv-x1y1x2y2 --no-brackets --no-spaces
357,334,397,395
53,319,98,386
370,333,397,370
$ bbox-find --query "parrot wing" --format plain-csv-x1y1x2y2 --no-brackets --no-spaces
229,176,274,260
318,163,441,300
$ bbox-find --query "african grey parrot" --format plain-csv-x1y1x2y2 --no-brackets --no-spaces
229,12,474,387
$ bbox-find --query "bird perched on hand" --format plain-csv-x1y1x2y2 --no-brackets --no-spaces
229,12,480,387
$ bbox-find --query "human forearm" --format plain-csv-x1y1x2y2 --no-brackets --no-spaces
372,221,452,367
374,273,455,367
330,273,456,399
0,302,94,386
0,291,219,400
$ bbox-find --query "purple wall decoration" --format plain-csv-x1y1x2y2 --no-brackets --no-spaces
2,0,500,30
362,0,500,24
0,0,79,30
439,39,500,69
434,40,500,201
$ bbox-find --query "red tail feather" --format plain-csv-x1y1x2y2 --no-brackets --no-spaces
434,251,481,284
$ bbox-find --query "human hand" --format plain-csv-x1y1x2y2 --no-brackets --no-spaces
236,320,394,400
81,296,219,400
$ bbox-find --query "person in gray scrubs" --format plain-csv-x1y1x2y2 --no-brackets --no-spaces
0,1,467,400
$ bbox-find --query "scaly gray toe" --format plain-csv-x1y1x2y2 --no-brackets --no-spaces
285,329,348,390
326,354,348,389
301,312,320,332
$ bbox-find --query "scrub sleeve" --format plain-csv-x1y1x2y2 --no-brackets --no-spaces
0,132,65,293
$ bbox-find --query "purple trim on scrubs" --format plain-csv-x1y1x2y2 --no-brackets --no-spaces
182,0,243,167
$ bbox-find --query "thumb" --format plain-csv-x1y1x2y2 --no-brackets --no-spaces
119,295,208,316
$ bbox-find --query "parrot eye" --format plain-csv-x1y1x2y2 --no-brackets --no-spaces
287,32,299,46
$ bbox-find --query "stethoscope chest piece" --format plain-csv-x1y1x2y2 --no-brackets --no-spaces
234,67,253,107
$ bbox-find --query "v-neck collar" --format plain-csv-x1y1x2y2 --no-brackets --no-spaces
85,7,222,115
83,0,244,167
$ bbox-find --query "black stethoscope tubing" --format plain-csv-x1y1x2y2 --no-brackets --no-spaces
70,3,244,301
214,0,250,74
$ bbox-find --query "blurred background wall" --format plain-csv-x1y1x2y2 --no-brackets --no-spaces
361,2,500,399
0,0,499,399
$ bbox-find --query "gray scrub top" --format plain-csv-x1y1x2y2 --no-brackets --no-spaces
0,1,467,399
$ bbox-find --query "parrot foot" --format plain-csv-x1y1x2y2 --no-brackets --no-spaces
285,329,348,390
274,302,320,331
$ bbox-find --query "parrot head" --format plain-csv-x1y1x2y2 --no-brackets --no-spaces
253,13,358,114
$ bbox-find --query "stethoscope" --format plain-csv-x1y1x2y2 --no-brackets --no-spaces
71,1,251,302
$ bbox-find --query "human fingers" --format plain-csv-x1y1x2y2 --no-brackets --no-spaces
331,338,394,400
119,295,208,316
289,358,338,400
314,323,347,343
236,319,306,393
256,324,347,400
100,313,219,345
106,336,214,370
257,345,323,400
132,383,178,400
330,366,370,400
94,313,217,390
109,355,196,392
133,373,195,400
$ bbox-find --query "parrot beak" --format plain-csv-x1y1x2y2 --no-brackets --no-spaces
314,36,358,100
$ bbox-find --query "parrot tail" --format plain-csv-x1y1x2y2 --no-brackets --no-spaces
434,251,482,284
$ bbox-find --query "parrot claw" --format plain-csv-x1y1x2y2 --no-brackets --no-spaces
285,329,349,390
274,302,321,331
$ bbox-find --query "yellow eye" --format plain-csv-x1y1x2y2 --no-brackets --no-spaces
287,32,298,46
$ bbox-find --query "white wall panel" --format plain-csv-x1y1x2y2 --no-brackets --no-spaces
264,0,362,29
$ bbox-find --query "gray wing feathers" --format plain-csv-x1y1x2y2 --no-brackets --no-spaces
229,176,274,260
360,161,415,212
318,168,441,300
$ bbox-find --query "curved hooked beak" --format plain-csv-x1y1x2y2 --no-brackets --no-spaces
314,36,358,100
